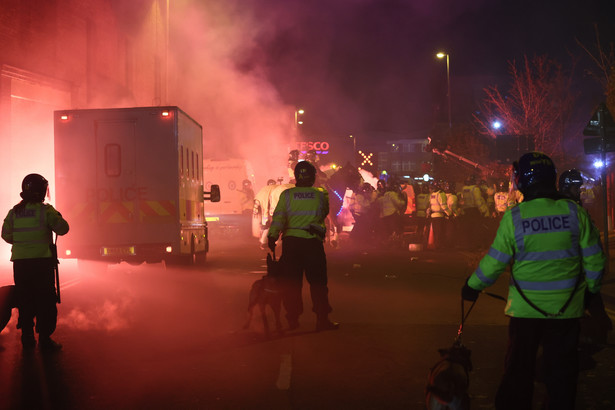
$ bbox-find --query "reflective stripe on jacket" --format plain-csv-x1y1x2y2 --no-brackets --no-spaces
268,187,329,240
2,202,70,261
468,198,605,318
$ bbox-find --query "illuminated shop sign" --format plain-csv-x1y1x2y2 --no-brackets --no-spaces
296,141,330,154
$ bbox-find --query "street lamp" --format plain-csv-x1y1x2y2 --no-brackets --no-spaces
294,108,305,138
295,109,305,126
436,52,451,135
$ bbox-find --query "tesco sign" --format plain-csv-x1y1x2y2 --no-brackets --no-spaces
296,141,330,153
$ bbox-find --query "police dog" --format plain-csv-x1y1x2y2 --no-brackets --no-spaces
243,254,283,336
425,342,472,410
0,285,16,333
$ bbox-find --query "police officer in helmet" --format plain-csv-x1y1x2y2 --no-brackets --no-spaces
2,174,69,351
558,169,583,205
268,161,339,331
461,152,605,409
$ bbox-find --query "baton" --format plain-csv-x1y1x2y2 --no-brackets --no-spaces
51,234,61,304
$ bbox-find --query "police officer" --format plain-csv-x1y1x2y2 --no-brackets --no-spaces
415,184,431,248
559,169,612,346
558,169,583,205
461,174,489,249
428,181,451,250
461,152,606,409
444,181,460,248
2,174,70,350
493,180,510,216
268,161,339,331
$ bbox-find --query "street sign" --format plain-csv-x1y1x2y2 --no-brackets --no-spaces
583,137,615,154
583,103,615,137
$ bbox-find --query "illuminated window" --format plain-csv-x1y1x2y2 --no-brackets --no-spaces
105,144,121,177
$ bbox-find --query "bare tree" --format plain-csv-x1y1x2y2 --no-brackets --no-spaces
474,55,576,164
577,25,615,113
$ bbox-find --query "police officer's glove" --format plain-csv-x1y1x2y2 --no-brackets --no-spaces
268,237,277,253
461,281,480,302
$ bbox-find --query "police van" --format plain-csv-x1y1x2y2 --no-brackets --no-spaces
53,106,220,265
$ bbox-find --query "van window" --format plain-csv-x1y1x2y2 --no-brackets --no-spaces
180,145,184,177
185,147,189,176
105,144,121,177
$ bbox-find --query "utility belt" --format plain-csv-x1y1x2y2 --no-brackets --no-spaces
287,224,326,240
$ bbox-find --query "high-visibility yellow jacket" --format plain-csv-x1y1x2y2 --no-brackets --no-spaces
429,190,451,218
2,202,70,261
378,191,404,218
494,191,510,213
268,187,329,241
468,198,605,318
446,193,461,217
416,193,430,218
461,185,489,216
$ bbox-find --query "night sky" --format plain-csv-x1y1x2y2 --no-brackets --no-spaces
237,0,614,137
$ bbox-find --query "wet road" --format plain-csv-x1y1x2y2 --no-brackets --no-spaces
0,237,614,409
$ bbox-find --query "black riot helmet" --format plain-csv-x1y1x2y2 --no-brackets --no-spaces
294,161,317,187
559,169,583,191
559,169,583,202
20,173,48,202
465,174,477,185
513,152,557,196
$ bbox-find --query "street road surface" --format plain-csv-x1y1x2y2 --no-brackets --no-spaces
0,237,614,409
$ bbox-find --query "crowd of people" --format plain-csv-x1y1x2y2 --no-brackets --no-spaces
347,174,527,251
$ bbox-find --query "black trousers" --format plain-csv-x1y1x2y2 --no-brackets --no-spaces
495,317,580,410
13,258,58,337
279,236,332,321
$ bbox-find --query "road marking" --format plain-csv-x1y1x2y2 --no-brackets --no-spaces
276,354,292,390
60,278,81,291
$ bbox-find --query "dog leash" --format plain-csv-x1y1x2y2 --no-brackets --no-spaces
456,292,506,344
456,299,475,344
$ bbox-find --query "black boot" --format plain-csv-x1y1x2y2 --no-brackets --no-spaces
39,335,62,352
315,315,340,332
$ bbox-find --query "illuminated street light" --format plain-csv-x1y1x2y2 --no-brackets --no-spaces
594,159,605,168
436,51,452,135
492,120,502,130
295,109,305,125
294,108,305,137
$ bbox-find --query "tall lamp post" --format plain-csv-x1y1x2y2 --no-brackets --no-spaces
349,134,356,165
294,108,305,139
436,52,452,136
